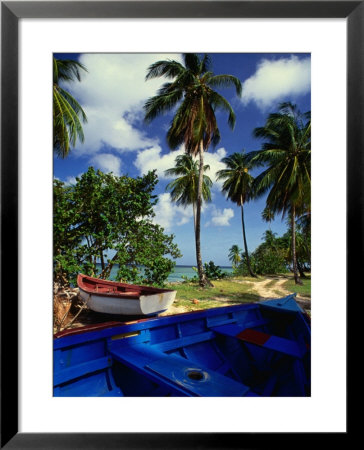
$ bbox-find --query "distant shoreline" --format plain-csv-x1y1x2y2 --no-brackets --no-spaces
94,263,233,282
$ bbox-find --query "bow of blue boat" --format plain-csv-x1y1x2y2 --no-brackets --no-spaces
54,294,310,397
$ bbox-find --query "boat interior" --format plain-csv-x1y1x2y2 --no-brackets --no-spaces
54,300,310,397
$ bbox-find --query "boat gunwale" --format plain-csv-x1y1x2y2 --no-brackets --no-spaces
53,302,259,344
78,286,141,300
77,273,176,296
54,294,302,347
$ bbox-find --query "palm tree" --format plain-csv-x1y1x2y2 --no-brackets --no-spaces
250,102,311,284
164,154,212,233
262,206,275,229
228,244,242,269
262,229,278,248
144,53,242,286
53,58,88,158
216,152,257,277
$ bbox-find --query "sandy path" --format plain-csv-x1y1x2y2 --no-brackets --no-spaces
238,278,287,299
163,276,310,316
233,276,311,310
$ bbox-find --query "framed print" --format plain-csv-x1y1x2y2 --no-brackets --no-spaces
1,1,358,448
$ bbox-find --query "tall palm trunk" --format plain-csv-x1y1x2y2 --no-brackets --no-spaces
195,142,212,287
240,197,256,278
192,202,196,234
291,206,302,285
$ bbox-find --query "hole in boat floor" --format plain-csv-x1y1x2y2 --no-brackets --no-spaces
187,370,205,381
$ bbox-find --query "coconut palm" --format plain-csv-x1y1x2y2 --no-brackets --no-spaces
262,206,275,229
250,102,311,284
216,152,257,277
144,53,242,286
53,58,88,158
165,154,212,233
228,244,242,269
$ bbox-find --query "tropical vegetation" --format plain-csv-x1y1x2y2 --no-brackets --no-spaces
181,261,229,283
165,154,212,233
53,58,88,158
144,53,242,287
228,244,242,269
52,53,311,298
216,152,257,277
53,167,181,286
234,219,311,277
250,102,311,284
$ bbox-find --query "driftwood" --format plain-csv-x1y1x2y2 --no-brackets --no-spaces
53,284,88,333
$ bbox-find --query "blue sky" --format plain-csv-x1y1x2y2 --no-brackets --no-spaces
54,52,311,266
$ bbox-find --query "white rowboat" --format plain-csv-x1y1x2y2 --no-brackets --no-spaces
77,274,176,316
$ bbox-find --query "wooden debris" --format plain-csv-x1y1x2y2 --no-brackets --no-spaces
53,283,87,333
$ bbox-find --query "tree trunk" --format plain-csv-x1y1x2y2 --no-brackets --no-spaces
195,142,212,287
192,202,196,235
100,249,105,272
297,260,307,278
100,251,119,279
241,199,256,277
291,206,302,285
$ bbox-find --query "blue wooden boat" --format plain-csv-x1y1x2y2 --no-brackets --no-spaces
53,294,310,397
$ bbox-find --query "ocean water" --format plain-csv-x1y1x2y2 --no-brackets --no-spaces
96,264,233,283
168,265,233,282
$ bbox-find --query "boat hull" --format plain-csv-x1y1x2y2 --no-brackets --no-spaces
77,274,176,316
54,294,311,397
79,287,176,315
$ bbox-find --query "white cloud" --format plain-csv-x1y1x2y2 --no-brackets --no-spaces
204,148,227,188
89,153,122,176
134,146,185,179
152,193,193,231
241,56,311,109
206,206,234,227
134,145,227,187
62,53,182,155
63,173,83,186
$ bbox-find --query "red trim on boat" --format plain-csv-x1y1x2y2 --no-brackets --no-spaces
53,315,163,339
77,273,175,296
54,322,124,338
236,328,271,346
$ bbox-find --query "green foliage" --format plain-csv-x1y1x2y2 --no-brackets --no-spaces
216,152,256,277
228,245,242,268
251,102,311,218
235,229,288,276
181,261,227,282
53,58,88,158
165,154,212,208
54,167,181,286
145,53,241,287
144,54,242,156
216,152,255,206
203,261,228,280
250,104,311,285
282,227,311,273
234,217,311,277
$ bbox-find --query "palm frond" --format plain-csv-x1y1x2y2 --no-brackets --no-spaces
183,53,201,74
208,74,242,97
209,92,236,129
145,60,185,81
144,89,183,123
54,58,88,83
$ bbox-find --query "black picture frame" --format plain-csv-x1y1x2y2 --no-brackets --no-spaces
1,1,356,448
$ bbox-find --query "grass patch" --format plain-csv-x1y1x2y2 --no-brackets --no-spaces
230,275,265,283
166,279,260,312
283,275,311,298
